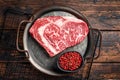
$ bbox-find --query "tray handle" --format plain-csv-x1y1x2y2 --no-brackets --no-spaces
92,28,102,59
16,20,32,58
85,28,102,60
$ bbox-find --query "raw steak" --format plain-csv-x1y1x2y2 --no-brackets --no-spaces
29,16,89,57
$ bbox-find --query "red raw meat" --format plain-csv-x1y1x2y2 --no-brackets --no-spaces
29,16,89,57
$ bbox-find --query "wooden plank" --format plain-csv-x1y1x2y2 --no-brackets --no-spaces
2,0,18,5
0,58,120,79
100,31,120,56
94,56,120,63
0,63,6,77
93,31,120,62
0,50,27,61
82,11,120,30
0,13,28,29
7,6,118,30
4,0,119,13
53,0,120,5
4,0,120,5
16,2,120,12
11,3,120,30
0,30,23,50
89,63,120,79
55,3,120,12
0,1,119,30
1,61,83,79
0,7,6,28
0,30,17,50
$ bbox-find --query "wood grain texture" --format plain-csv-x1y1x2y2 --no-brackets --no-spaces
0,0,119,30
93,31,120,62
89,63,120,79
0,63,6,77
82,11,120,30
0,0,120,80
0,30,24,50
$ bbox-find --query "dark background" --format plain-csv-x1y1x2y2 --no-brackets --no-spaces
0,0,120,80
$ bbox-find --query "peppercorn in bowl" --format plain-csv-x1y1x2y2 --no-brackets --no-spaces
57,51,83,73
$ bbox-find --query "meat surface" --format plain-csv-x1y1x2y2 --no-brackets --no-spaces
29,16,89,57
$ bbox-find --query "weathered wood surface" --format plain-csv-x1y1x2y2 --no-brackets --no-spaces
0,0,120,80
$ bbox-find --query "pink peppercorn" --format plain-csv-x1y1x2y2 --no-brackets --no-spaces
58,52,82,71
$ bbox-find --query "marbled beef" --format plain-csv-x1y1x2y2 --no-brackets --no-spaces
29,16,89,57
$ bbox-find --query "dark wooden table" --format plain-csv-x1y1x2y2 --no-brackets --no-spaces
0,0,120,80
